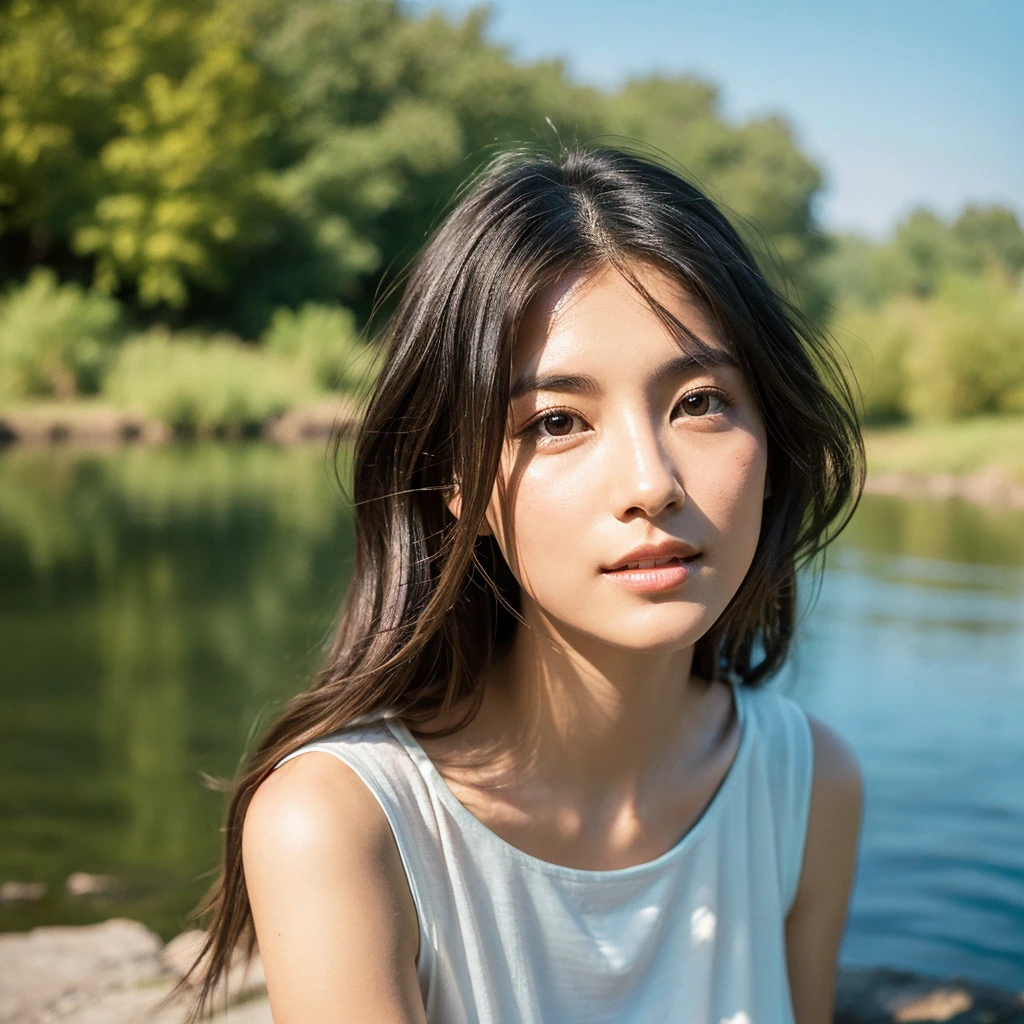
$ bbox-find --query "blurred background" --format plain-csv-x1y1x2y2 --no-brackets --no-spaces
1,0,1022,998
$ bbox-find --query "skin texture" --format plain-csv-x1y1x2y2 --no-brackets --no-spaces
243,752,425,1023
242,259,863,1022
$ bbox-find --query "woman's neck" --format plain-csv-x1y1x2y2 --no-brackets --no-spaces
431,606,725,816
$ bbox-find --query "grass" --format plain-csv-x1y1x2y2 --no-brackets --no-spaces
863,414,1024,484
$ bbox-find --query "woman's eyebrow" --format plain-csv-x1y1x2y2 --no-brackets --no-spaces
509,347,739,401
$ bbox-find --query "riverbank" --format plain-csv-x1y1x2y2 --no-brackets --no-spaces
0,397,362,447
863,415,1024,509
2,401,1024,511
1,917,1021,1023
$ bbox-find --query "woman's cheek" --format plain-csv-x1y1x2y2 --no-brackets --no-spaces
502,469,594,595
707,447,766,558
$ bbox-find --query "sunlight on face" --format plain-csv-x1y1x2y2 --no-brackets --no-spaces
483,260,769,653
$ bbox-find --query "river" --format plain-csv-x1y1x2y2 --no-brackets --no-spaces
1,441,1021,990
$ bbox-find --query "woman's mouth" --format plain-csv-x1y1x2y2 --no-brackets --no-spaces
600,554,700,593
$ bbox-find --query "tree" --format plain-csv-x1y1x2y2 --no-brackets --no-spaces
0,0,838,335
234,0,606,331
0,0,277,310
603,75,830,320
951,205,1024,280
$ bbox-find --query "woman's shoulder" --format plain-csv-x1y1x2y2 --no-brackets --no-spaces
736,682,817,812
246,736,398,867
242,739,424,1017
745,679,815,729
740,681,813,737
803,713,863,801
247,712,410,861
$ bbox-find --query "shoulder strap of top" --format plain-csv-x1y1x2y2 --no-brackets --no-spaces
745,685,815,916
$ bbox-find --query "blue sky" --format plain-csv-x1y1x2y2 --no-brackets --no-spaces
412,0,1023,239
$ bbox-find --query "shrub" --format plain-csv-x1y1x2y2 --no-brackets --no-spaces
837,272,1024,424
0,269,124,400
262,304,379,394
904,274,1024,421
103,328,315,435
833,299,915,424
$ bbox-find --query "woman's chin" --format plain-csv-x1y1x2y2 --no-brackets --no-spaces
579,617,710,655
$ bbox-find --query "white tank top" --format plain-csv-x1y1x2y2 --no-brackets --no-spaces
274,679,814,1023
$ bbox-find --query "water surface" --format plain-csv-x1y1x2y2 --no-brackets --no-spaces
1,443,1021,990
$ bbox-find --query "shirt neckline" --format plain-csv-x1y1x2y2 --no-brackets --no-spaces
384,677,751,882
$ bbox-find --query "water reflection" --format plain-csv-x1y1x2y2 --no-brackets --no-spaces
0,446,1022,991
0,442,355,938
779,494,1024,991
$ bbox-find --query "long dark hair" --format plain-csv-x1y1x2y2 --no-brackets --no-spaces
171,140,865,1020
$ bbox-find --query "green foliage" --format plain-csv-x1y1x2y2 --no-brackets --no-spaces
906,274,1024,420
73,9,276,308
603,76,829,318
2,0,1021,433
245,0,605,329
893,209,957,297
0,268,124,400
0,0,277,310
819,205,1024,309
103,327,315,434
951,205,1024,278
834,299,914,424
0,0,827,333
261,303,379,395
838,272,1024,424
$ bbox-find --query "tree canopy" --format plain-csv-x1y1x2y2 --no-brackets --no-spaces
0,0,835,334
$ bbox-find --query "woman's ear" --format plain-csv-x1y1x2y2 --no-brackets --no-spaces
446,477,493,536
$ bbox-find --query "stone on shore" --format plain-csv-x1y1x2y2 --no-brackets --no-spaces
0,881,47,902
64,873,118,898
0,919,270,1024
2,918,1023,1022
834,966,1024,1022
0,918,164,1023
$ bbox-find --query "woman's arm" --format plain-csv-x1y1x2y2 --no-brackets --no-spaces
784,715,864,1024
242,751,428,1024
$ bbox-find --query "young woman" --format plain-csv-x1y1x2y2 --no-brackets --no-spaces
177,142,866,1023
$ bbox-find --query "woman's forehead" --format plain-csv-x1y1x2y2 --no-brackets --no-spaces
513,262,727,372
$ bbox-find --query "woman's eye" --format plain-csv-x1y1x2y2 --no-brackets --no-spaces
527,410,583,439
522,389,731,445
675,388,731,418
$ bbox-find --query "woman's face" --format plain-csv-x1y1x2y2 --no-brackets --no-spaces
477,260,769,654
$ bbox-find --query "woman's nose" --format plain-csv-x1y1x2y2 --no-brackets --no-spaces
607,414,685,519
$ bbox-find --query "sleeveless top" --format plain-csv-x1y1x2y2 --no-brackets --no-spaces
273,679,815,1024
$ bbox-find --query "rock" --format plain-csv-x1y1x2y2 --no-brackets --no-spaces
0,881,47,902
0,918,164,1023
260,397,360,442
0,920,269,1024
65,873,118,897
861,466,1024,511
835,965,1024,1022
209,999,274,1023
3,918,1023,1022
161,929,265,1003
0,405,170,448
260,397,360,443
161,929,209,980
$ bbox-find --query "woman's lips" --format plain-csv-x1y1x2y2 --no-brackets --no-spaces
600,555,699,593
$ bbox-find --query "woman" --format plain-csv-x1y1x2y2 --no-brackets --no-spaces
178,142,866,1023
